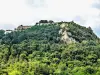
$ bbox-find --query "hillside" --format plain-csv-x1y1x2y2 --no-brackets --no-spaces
0,21,100,75
2,21,98,44
24,21,98,43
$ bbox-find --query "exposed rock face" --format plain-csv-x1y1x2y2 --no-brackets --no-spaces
59,23,76,44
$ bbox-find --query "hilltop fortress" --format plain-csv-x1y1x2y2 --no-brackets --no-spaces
5,20,92,34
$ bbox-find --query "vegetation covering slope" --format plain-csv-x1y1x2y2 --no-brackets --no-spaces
0,21,100,75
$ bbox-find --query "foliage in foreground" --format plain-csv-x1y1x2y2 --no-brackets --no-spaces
0,40,100,75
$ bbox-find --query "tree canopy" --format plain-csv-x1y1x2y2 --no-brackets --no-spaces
0,21,100,75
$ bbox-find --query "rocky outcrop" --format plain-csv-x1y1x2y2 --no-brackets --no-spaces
59,23,76,44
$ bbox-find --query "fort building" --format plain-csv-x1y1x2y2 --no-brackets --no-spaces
15,25,32,30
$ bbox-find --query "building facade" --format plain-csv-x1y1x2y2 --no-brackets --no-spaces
15,25,32,31
5,30,12,34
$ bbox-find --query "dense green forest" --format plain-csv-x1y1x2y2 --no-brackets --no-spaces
0,21,100,75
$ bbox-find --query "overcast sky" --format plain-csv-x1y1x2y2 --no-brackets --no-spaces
0,0,100,37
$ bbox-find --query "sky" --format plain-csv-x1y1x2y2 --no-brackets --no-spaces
0,0,100,37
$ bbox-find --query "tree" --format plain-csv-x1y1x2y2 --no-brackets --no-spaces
49,20,54,23
0,30,5,39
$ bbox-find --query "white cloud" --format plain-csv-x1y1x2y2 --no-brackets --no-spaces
0,0,34,26
0,0,100,37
